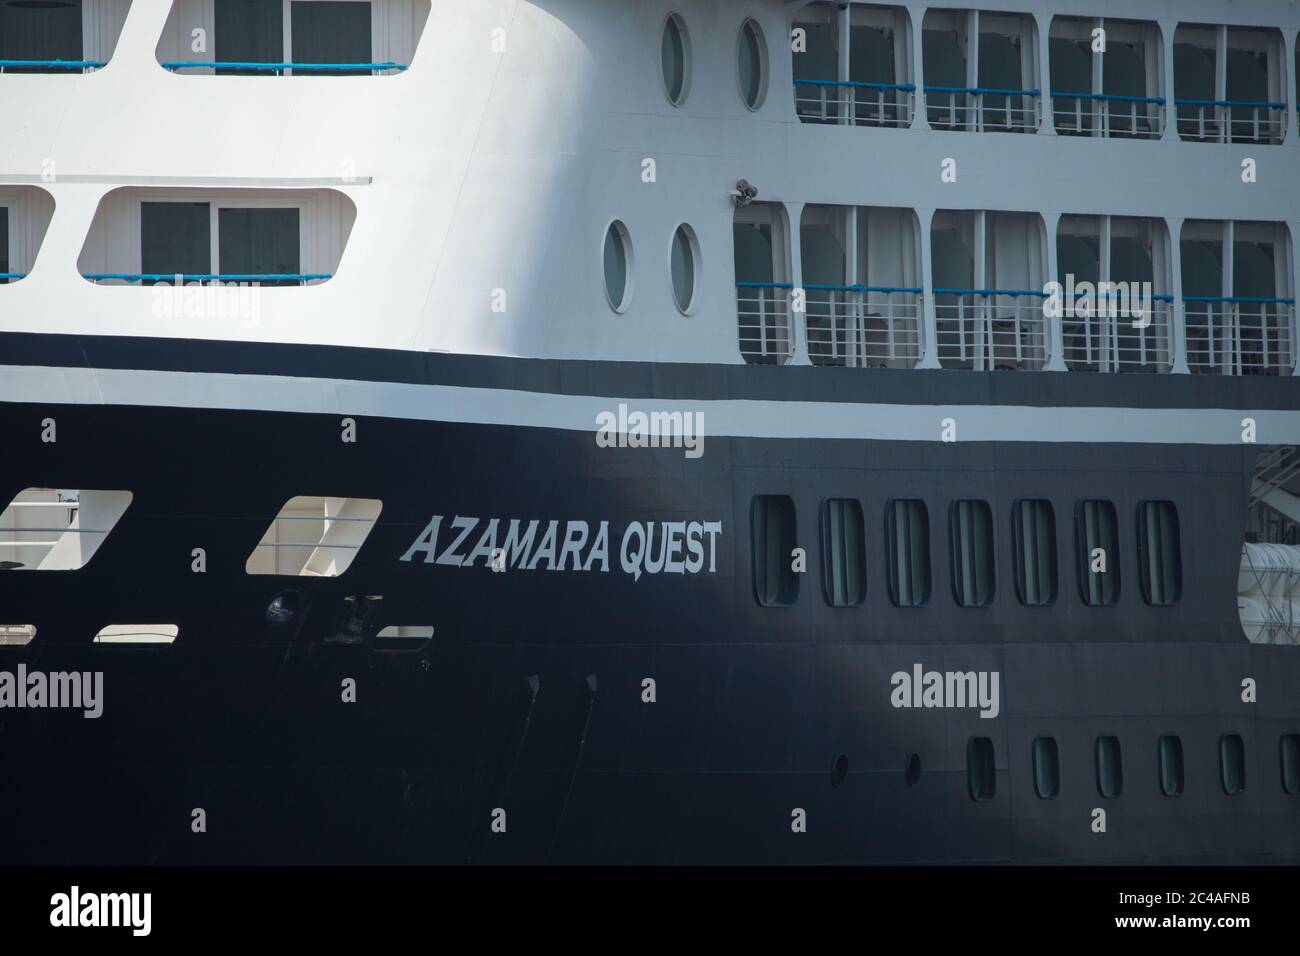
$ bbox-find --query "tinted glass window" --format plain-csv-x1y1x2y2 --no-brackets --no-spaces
291,1,372,74
1220,733,1246,795
820,499,865,606
752,495,797,606
1159,735,1184,796
215,0,284,74
1032,736,1059,799
1013,499,1057,606
1137,500,1181,606
141,202,211,281
661,15,688,104
1282,734,1300,795
1097,735,1123,797
739,19,765,108
0,0,82,68
968,737,995,801
670,225,696,313
1076,499,1120,605
218,208,300,284
950,500,995,607
603,221,631,310
0,206,8,283
885,499,929,607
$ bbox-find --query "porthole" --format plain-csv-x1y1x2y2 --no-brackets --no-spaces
661,13,691,106
603,220,634,313
670,223,699,314
737,18,768,110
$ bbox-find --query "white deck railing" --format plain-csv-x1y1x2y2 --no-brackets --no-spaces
1062,296,1174,373
1175,99,1288,144
935,290,1049,370
736,282,793,365
793,80,915,128
1050,92,1166,139
924,86,1041,132
1185,297,1295,376
804,285,923,369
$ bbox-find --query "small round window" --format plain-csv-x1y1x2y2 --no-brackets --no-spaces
661,13,691,106
670,224,699,314
738,18,767,110
603,220,633,312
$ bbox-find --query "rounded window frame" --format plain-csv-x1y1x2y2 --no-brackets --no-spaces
602,219,635,314
736,17,769,111
660,12,693,107
668,222,701,316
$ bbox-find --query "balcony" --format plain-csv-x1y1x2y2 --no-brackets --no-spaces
0,186,55,285
1181,221,1295,376
77,187,356,289
734,202,792,365
1175,25,1288,144
932,210,1048,370
156,0,429,76
923,9,1040,133
792,2,915,128
0,0,128,74
1049,17,1165,139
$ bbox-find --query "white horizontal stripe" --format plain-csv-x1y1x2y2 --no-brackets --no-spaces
1,364,1299,445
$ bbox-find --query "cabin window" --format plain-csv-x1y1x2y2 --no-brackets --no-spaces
1281,734,1300,794
661,13,690,106
1219,733,1246,795
751,494,798,607
1137,500,1181,606
738,18,767,110
967,737,995,801
0,206,9,283
885,499,929,607
291,1,372,74
0,0,82,70
214,0,284,74
1159,734,1184,796
1032,736,1059,799
950,499,995,607
1076,499,1120,606
1012,499,1057,606
0,625,35,647
218,208,301,285
142,202,212,280
1096,735,1123,797
246,496,382,577
0,489,132,572
820,498,865,607
94,625,179,645
670,224,698,314
603,220,633,312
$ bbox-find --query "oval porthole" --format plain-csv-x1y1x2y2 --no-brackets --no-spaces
830,753,849,788
603,220,634,313
904,752,921,786
661,13,691,106
738,18,768,110
670,223,698,314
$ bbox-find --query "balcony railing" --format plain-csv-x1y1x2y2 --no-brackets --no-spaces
1062,294,1174,373
736,281,793,365
161,61,406,76
1184,296,1295,376
83,273,332,286
1175,98,1287,144
804,284,923,368
1050,91,1166,139
0,273,26,282
924,86,1041,132
793,79,915,127
935,289,1049,370
0,59,106,74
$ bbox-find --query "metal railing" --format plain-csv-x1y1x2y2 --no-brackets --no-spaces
1061,294,1174,373
1184,296,1295,376
736,282,793,365
161,61,406,75
934,289,1049,370
924,86,1041,132
0,273,26,282
82,273,332,285
793,79,915,127
0,59,106,74
1175,98,1287,144
1050,91,1165,139
804,284,923,368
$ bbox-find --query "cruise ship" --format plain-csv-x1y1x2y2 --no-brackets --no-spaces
1,0,1299,866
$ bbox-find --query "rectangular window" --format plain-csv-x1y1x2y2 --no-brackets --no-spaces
1282,734,1300,795
967,737,995,801
291,1,372,74
950,499,995,607
1096,735,1123,798
1219,733,1246,795
0,206,9,283
885,499,929,607
0,489,132,571
246,496,382,577
1012,499,1057,606
1032,736,1059,799
1076,499,1120,606
215,0,284,74
1159,734,1184,796
141,202,211,281
820,498,865,606
218,207,301,284
1137,500,1181,606
751,495,798,606
0,0,82,70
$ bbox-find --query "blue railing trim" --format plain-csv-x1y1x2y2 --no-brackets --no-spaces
803,283,923,294
161,61,406,74
934,288,1050,298
0,59,106,70
924,85,1041,96
735,281,793,290
1183,295,1295,304
1174,98,1285,109
0,273,27,280
1068,290,1174,301
82,273,333,283
1050,90,1165,105
793,79,916,92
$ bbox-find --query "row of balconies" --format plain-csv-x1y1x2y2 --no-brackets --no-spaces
793,4,1297,145
735,202,1297,376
